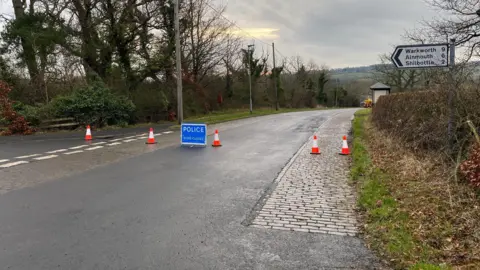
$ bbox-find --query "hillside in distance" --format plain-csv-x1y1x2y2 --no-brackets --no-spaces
329,60,480,82
329,65,379,82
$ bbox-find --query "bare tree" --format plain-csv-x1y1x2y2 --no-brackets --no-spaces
306,59,319,72
182,0,235,82
222,35,242,99
281,55,318,107
407,0,480,62
372,54,424,91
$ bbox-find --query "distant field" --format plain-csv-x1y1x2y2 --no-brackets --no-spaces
330,72,378,82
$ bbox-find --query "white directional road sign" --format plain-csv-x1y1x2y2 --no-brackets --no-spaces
391,44,449,68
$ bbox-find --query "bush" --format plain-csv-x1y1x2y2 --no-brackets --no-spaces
12,102,42,126
372,90,450,152
50,82,136,127
131,85,170,122
0,80,33,135
372,88,480,155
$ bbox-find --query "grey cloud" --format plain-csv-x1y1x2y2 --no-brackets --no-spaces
222,0,437,67
0,0,437,67
258,6,297,33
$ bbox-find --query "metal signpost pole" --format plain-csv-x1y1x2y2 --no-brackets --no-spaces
391,41,455,153
447,38,456,152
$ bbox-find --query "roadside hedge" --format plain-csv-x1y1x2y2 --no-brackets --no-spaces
50,82,136,127
12,102,43,126
371,88,480,154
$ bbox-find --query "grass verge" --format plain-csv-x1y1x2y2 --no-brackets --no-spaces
351,109,449,270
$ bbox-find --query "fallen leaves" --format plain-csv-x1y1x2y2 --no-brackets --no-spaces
364,119,480,267
460,143,480,188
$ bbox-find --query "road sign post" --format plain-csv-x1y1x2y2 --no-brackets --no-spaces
391,44,449,68
447,39,456,153
181,123,207,147
391,41,456,153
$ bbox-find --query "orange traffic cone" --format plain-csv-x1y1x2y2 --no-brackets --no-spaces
340,135,350,155
212,129,222,147
146,128,157,144
311,135,320,155
85,125,92,141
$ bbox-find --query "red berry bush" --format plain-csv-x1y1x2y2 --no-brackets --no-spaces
460,143,480,188
0,81,33,135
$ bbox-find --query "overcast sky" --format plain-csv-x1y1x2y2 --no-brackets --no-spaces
219,0,438,68
0,0,438,68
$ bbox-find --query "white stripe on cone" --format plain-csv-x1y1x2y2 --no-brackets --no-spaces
146,128,156,144
312,138,318,148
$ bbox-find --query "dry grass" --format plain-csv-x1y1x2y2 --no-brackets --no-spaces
363,113,480,268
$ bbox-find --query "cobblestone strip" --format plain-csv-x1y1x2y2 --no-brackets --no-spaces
250,111,358,236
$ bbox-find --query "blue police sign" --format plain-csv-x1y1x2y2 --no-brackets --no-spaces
181,123,207,146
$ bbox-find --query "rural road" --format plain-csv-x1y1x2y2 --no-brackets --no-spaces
0,123,173,160
0,109,382,270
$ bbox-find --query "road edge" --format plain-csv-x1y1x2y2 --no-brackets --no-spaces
241,111,342,226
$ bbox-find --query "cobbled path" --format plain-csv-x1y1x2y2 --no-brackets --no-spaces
250,111,358,236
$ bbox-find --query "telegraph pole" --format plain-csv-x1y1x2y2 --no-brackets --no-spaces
247,44,254,114
335,78,340,107
174,0,183,124
272,42,278,111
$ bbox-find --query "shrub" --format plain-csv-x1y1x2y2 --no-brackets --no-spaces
372,90,450,152
50,82,136,127
12,102,42,126
0,80,33,135
131,86,170,122
372,88,480,155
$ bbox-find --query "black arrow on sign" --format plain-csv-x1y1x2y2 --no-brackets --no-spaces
394,48,403,67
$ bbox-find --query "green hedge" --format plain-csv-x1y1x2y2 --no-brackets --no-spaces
50,82,136,127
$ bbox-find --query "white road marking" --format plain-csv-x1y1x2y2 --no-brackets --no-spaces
0,161,29,168
0,159,10,163
15,154,41,159
123,139,137,142
85,146,104,151
108,138,124,142
124,136,137,139
33,155,58,160
154,133,162,136
138,133,148,136
138,136,147,139
106,142,122,146
46,149,68,154
64,150,84,155
92,141,107,145
163,131,173,134
69,145,88,150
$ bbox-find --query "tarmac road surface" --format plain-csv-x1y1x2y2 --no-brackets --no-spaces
0,109,382,270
